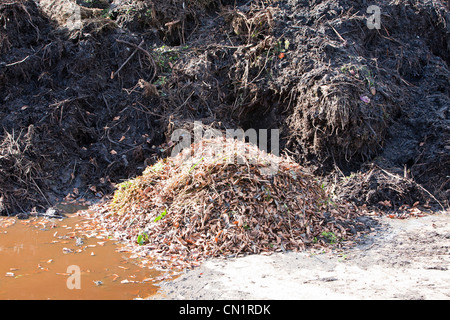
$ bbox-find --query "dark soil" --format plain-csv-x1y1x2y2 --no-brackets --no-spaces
0,0,448,215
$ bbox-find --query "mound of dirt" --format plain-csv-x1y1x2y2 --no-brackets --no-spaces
139,0,449,207
91,138,371,271
0,0,164,214
332,164,446,212
0,1,49,54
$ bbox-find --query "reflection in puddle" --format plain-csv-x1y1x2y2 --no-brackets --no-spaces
0,210,167,300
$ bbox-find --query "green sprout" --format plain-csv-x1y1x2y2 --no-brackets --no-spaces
154,208,167,222
136,231,149,245
321,231,337,244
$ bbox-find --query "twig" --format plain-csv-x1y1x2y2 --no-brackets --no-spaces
112,40,144,79
134,102,165,118
5,55,30,67
115,39,157,82
48,95,89,108
329,23,346,43
70,160,77,183
102,93,112,116
399,77,416,87
176,91,195,112
31,177,51,207
248,45,272,85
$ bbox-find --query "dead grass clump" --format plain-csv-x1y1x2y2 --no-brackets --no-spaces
333,165,446,212
0,126,36,179
112,0,223,44
38,0,117,36
285,64,392,170
0,0,44,54
92,138,367,271
0,125,48,215
221,6,275,44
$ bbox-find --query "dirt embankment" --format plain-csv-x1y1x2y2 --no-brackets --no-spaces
0,0,449,216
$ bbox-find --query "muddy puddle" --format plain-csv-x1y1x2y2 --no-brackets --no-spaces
0,205,165,300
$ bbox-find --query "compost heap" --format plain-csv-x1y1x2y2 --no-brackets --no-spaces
92,138,369,271
1,0,448,218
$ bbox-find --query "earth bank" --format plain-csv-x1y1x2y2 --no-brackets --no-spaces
0,0,448,215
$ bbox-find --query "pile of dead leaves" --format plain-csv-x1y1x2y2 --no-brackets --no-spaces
92,138,370,271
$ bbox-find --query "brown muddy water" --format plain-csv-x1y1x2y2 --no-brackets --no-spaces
0,205,164,300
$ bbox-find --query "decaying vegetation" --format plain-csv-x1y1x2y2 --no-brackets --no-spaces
91,138,371,271
0,0,448,268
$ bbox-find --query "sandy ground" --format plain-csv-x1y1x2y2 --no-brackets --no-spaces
154,212,450,300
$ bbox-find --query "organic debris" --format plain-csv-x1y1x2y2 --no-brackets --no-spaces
332,165,446,212
0,0,166,214
0,0,447,222
0,125,48,215
91,138,372,271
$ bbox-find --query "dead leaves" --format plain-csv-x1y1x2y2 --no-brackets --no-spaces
92,138,369,271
